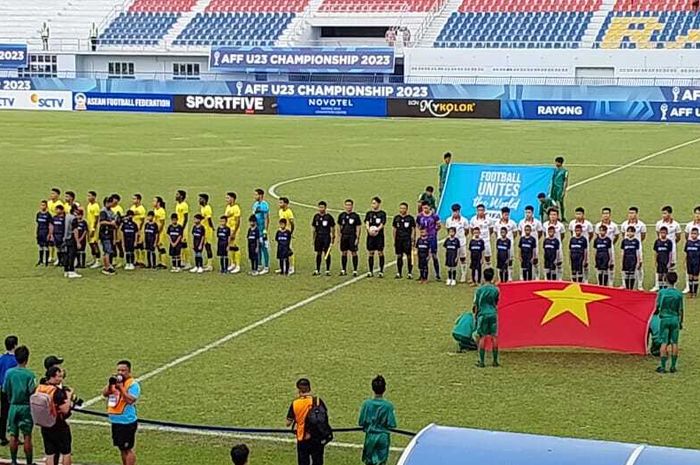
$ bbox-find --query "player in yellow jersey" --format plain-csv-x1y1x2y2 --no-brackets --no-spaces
86,190,102,268
63,190,79,214
224,192,242,273
199,193,214,271
130,193,147,266
175,189,191,269
278,196,296,274
47,187,65,263
153,196,168,268
111,193,125,267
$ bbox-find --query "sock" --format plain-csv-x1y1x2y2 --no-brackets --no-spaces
220,257,226,272
368,255,374,273
479,348,486,365
671,355,678,369
691,278,698,295
432,257,440,277
10,447,17,463
407,256,414,274
352,255,358,272
598,272,605,285
315,253,322,272
279,259,285,274
325,254,331,271
397,256,404,275
508,265,513,281
583,264,589,283
493,349,499,364
38,248,44,263
638,269,645,288
660,356,668,369
26,452,32,465
341,255,348,272
379,255,385,272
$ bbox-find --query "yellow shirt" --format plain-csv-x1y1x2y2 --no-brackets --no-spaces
225,203,241,235
176,201,189,227
111,205,125,217
129,204,147,229
86,201,100,233
47,199,65,217
279,207,295,229
154,206,166,233
201,205,214,234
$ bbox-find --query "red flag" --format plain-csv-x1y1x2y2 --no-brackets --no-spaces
498,281,656,355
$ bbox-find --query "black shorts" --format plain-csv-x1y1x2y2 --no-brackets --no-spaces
37,234,49,247
570,255,584,273
217,242,228,257
314,235,331,253
394,237,412,256
145,242,156,252
366,233,385,252
111,422,137,451
688,260,700,275
169,245,181,257
124,239,136,252
656,260,669,274
277,247,292,260
42,426,72,455
595,254,610,271
340,234,357,253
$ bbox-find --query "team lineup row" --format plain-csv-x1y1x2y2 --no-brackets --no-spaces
34,188,700,293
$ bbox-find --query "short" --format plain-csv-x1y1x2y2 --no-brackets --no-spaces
340,234,358,253
394,237,412,256
476,314,498,337
314,235,332,253
169,245,181,257
217,242,228,257
277,247,292,260
656,260,669,274
144,242,156,252
595,254,611,271
101,239,114,255
366,233,385,252
37,234,49,247
445,256,458,268
496,254,510,270
42,426,72,455
111,422,138,451
7,405,33,437
124,239,136,253
54,238,65,250
427,236,438,254
470,257,483,270
687,260,700,276
659,316,680,344
570,255,584,273
248,242,258,260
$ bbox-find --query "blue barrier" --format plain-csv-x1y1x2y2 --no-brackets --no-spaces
276,96,387,117
73,92,174,112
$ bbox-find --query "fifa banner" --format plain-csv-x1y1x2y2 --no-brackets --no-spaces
0,44,28,69
174,95,278,114
437,163,553,222
0,90,71,111
498,282,656,355
209,47,394,73
73,92,173,112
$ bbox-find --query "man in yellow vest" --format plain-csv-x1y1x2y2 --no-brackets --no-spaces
101,360,140,465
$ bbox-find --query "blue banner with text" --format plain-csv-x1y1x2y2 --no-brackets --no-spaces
438,163,554,222
0,44,28,69
276,96,387,116
72,92,174,112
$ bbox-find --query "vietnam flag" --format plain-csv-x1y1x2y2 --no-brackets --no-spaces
499,282,656,355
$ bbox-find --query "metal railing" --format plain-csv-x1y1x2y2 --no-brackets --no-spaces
403,75,700,86
411,0,447,46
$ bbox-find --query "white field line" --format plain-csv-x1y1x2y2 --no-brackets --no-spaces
568,164,700,171
81,136,700,445
70,419,406,452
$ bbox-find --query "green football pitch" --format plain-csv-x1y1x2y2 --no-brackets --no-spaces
0,111,699,465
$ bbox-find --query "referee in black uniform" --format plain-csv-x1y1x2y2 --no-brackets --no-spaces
312,201,336,276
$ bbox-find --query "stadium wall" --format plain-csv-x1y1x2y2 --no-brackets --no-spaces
3,76,700,122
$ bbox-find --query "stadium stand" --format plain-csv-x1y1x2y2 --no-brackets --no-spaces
595,0,700,49
433,0,600,48
318,0,439,13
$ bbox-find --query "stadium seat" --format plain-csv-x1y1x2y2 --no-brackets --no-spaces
100,11,181,45
318,0,438,13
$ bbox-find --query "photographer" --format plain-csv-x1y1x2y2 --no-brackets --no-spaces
101,360,140,465
38,366,74,465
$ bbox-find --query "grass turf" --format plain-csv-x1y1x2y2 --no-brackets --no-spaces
0,111,698,465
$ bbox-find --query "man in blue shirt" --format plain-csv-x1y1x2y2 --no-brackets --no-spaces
252,189,270,274
102,360,141,465
0,335,18,446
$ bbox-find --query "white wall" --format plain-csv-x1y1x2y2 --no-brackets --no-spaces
76,53,208,78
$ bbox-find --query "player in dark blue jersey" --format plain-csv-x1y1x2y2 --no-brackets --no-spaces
685,227,700,298
167,213,184,271
36,200,53,266
496,227,512,283
74,208,89,268
246,215,260,276
543,226,560,281
51,204,66,267
276,218,293,276
518,224,537,281
593,224,613,286
654,226,674,289
416,228,431,283
143,211,160,269
621,226,641,290
217,216,232,274
121,210,138,270
443,227,460,287
569,224,588,283
191,214,206,274
469,227,486,285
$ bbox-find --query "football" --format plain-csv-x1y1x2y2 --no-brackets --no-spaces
369,226,380,236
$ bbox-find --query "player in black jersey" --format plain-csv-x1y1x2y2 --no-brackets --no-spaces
392,202,416,279
518,224,537,281
569,224,588,283
593,224,613,286
365,197,387,277
312,201,336,276
337,199,362,277
543,226,560,281
654,226,673,289
36,200,52,266
686,227,700,297
495,227,511,283
621,226,641,290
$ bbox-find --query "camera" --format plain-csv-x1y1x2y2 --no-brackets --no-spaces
108,374,125,385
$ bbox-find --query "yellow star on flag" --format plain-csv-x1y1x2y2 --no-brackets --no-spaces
535,283,610,327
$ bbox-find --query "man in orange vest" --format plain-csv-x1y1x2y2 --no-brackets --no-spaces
101,360,140,465
286,378,327,465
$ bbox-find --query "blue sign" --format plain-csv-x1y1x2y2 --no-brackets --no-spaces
651,101,700,122
72,92,173,112
0,78,33,91
0,44,28,69
519,100,595,120
276,96,387,117
437,163,553,222
226,81,430,98
209,47,395,73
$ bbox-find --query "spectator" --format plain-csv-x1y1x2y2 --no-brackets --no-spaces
359,376,397,465
230,444,250,465
41,22,50,51
385,28,396,46
0,335,18,446
2,346,36,465
286,378,328,465
90,23,99,52
102,360,140,465
693,0,699,12
38,366,73,465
